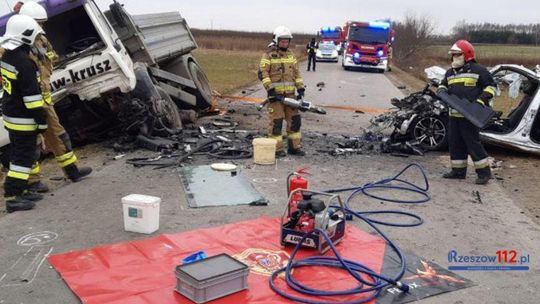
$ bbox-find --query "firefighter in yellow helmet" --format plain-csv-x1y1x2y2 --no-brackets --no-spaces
19,1,92,192
259,26,305,157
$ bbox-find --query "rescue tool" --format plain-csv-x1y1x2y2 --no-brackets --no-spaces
257,97,327,115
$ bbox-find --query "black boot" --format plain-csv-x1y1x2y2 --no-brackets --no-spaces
275,150,287,158
28,181,49,193
5,196,36,213
288,148,306,156
475,167,492,185
64,164,92,182
442,168,466,179
20,190,43,202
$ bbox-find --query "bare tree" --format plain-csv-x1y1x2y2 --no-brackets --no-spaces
393,12,436,61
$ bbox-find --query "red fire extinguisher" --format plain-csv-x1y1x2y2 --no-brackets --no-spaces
287,168,309,217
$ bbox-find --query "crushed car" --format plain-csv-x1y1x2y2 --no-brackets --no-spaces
369,65,540,155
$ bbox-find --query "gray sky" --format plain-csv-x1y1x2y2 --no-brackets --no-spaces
1,0,539,35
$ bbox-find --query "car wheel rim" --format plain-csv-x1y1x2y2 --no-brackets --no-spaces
413,117,446,148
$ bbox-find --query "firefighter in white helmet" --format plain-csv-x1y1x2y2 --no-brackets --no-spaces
19,1,92,192
1,14,47,212
259,26,306,157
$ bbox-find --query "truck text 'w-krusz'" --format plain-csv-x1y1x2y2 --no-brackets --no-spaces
51,59,112,91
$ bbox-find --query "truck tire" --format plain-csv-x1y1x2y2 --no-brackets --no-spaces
188,60,213,110
155,86,183,130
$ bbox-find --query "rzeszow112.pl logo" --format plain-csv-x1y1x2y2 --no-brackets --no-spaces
447,250,530,271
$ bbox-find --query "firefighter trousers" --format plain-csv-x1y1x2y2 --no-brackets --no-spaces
29,102,77,184
267,100,302,152
4,132,38,197
448,117,490,174
307,53,316,71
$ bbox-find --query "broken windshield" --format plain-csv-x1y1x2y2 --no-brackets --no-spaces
349,26,389,44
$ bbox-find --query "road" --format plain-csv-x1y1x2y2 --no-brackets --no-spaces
0,61,538,304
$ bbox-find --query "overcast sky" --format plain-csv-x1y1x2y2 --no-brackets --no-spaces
1,0,539,35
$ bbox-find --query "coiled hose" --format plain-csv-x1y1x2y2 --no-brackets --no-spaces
270,163,430,304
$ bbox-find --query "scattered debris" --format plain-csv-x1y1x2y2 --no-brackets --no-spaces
471,191,483,204
397,85,407,90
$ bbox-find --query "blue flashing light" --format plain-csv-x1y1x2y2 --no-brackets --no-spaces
369,21,390,29
330,27,336,31
353,52,360,59
322,26,329,32
377,50,384,57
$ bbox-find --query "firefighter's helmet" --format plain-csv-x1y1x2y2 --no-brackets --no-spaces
448,40,475,62
20,1,48,22
0,14,44,50
273,26,293,43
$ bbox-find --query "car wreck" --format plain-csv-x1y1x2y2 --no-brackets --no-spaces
368,65,540,155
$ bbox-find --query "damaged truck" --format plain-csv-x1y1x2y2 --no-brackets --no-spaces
0,0,213,161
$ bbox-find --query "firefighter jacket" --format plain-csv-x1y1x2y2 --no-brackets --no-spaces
306,41,318,55
1,45,47,134
259,47,304,96
30,34,58,104
439,61,497,118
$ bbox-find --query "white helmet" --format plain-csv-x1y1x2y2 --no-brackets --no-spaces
273,26,293,43
19,1,48,22
0,14,44,50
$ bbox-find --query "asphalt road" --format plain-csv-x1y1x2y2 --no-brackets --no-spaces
0,61,538,304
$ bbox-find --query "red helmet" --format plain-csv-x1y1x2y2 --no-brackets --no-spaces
448,40,475,62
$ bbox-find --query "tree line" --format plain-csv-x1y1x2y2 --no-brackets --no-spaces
449,22,540,45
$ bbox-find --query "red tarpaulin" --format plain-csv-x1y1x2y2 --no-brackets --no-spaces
49,217,386,303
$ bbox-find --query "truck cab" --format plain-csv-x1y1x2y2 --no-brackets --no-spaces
0,0,212,159
319,26,343,54
341,21,393,72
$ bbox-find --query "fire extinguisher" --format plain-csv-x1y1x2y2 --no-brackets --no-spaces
287,168,309,217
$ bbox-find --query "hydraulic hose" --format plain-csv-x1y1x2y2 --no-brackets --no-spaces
270,163,430,303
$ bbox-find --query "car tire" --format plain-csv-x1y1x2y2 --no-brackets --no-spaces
410,115,448,151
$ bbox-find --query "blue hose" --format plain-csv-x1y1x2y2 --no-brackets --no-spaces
269,163,429,303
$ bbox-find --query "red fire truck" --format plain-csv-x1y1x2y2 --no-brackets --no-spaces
341,20,395,72
319,26,344,53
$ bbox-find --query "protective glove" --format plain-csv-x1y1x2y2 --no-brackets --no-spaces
436,86,448,94
267,88,283,102
296,88,305,100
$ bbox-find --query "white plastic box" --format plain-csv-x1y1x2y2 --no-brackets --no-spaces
122,194,161,234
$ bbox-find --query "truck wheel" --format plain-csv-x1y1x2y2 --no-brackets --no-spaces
188,60,213,110
155,86,183,130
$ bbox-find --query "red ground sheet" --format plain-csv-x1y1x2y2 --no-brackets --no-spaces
49,217,386,303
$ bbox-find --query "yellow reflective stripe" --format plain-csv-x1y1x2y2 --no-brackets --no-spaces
262,78,272,87
451,160,468,168
438,85,448,90
474,158,489,169
268,135,283,142
260,59,271,67
45,51,57,60
448,77,478,86
484,86,496,96
7,170,30,180
25,100,45,109
43,92,52,104
476,99,485,106
3,120,38,131
288,132,301,140
56,152,77,168
30,163,40,175
56,151,75,162
0,68,17,80
275,86,296,93
295,78,303,84
269,58,297,64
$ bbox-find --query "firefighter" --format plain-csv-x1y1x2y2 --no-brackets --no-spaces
1,15,47,212
260,26,305,157
306,37,318,72
19,1,92,192
437,40,496,185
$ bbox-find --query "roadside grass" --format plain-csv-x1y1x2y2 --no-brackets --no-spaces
193,49,262,94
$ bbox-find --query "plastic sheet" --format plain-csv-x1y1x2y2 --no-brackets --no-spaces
49,217,472,303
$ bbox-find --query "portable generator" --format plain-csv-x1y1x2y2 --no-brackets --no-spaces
280,179,346,254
